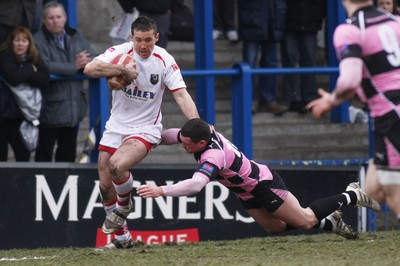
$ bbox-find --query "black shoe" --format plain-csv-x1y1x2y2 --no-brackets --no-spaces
290,102,308,114
258,102,288,116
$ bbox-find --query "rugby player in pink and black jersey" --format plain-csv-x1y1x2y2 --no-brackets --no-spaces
137,118,382,240
307,0,400,221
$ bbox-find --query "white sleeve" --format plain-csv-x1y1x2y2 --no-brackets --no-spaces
94,42,132,63
161,173,209,197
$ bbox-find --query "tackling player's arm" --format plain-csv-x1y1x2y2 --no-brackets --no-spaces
160,128,181,145
137,174,209,198
83,59,137,82
171,88,200,119
137,161,219,198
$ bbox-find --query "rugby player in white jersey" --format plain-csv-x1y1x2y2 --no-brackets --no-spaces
307,0,400,222
84,16,199,249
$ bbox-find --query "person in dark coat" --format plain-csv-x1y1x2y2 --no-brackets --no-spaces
117,0,174,48
238,0,288,115
281,0,327,113
0,0,44,44
33,1,96,162
0,26,49,161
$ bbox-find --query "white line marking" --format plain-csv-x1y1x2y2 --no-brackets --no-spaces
0,256,57,261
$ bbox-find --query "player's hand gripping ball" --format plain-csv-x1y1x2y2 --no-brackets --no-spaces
107,53,135,90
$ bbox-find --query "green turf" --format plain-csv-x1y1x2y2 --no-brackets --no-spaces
0,231,399,266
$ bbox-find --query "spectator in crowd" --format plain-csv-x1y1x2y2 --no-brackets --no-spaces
213,0,238,42
237,0,287,115
281,0,326,114
33,1,96,162
137,118,382,240
0,26,49,161
84,16,199,249
374,0,400,14
116,0,174,48
307,0,400,223
0,0,43,44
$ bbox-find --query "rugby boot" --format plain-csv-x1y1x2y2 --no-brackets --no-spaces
346,182,382,212
326,210,358,240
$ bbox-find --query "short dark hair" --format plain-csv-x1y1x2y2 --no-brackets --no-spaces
131,16,158,34
43,1,66,18
180,118,211,144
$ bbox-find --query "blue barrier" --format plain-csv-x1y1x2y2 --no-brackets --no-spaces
181,64,347,159
4,64,354,163
48,64,346,162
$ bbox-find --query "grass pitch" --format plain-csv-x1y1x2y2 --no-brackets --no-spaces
0,231,399,266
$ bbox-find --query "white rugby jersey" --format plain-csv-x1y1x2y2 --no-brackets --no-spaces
94,42,186,133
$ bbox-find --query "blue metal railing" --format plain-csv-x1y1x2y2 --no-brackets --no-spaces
2,64,357,163
182,64,346,159
40,64,347,161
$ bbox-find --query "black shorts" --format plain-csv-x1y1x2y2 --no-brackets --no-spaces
373,111,400,168
240,169,288,213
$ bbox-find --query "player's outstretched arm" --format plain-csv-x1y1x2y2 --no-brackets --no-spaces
307,57,360,118
172,89,199,119
160,128,181,145
137,174,208,198
306,88,336,118
137,183,164,198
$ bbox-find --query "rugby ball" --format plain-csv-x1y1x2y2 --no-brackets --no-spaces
107,53,135,90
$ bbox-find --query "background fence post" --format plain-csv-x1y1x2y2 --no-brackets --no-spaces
232,63,253,159
88,78,109,162
327,0,349,123
193,0,216,124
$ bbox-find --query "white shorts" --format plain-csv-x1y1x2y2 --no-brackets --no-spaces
377,169,400,185
99,123,163,149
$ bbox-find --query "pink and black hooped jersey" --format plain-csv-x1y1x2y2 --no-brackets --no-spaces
94,42,186,134
192,130,287,202
334,6,400,118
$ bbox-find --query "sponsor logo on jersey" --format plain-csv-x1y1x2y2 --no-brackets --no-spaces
150,74,159,85
197,162,217,178
337,44,350,59
123,86,156,100
172,64,180,71
202,163,215,172
107,47,116,52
